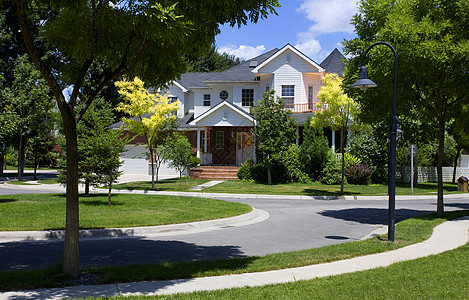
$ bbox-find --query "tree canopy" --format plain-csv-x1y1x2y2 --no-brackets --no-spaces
343,0,469,216
12,0,279,277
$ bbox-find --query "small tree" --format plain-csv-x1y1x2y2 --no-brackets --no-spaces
115,77,179,188
166,133,200,178
299,116,331,180
313,73,360,193
254,91,297,185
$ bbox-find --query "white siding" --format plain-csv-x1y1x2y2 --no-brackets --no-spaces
258,49,320,74
196,106,254,127
193,85,234,118
273,64,302,104
302,73,323,105
232,83,260,112
163,84,185,117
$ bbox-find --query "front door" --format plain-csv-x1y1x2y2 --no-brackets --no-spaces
236,132,254,165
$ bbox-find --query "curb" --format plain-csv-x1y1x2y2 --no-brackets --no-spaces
0,208,269,243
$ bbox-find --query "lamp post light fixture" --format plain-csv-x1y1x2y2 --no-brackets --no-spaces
351,42,398,242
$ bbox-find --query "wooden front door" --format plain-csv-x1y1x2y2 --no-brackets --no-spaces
236,132,254,165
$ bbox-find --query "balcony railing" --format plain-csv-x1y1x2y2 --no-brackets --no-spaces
250,103,322,114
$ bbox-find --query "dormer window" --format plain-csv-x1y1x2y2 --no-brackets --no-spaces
203,94,211,106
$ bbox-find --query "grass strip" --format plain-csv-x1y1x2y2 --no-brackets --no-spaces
1,209,467,291
0,193,251,231
119,244,469,299
110,177,211,192
203,180,461,196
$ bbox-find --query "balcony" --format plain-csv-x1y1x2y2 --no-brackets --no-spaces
250,102,322,114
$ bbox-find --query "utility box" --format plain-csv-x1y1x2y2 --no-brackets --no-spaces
458,176,468,192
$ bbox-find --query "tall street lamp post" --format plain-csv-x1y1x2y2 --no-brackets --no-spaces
351,42,398,242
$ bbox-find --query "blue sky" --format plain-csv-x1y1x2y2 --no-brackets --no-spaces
215,0,359,63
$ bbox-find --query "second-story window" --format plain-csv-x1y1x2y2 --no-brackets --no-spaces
203,94,211,106
282,85,295,106
242,89,254,107
308,86,314,110
169,96,178,103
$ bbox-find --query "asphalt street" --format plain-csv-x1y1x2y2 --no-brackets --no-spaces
1,181,469,272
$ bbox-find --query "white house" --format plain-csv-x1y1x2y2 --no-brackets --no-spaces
118,44,346,176
163,44,346,166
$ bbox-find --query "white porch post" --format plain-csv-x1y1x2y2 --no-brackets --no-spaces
204,128,208,153
196,127,201,160
331,130,336,151
296,128,299,146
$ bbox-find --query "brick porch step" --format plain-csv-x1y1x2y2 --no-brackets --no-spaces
190,166,240,180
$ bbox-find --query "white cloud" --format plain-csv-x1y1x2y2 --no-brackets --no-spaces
297,0,358,38
217,44,266,60
295,40,322,60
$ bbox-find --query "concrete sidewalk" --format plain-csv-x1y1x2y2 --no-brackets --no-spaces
1,216,468,299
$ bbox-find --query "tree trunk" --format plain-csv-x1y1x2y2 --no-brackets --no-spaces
436,119,445,217
150,148,155,190
340,126,345,194
0,149,4,176
452,146,462,184
267,165,272,185
62,113,80,278
17,130,24,181
85,178,90,197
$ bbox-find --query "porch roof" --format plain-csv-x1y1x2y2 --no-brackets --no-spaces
190,101,255,127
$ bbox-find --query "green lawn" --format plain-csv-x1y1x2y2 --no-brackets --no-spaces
203,180,461,196
1,210,467,292
117,244,469,299
110,177,210,192
0,193,251,231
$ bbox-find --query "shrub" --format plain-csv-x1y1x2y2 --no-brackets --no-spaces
299,117,330,179
251,161,287,184
283,144,310,183
322,154,343,185
237,158,255,182
346,163,372,185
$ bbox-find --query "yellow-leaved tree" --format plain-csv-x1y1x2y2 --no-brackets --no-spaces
313,73,360,194
115,77,180,189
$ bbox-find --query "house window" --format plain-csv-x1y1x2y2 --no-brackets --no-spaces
282,85,295,107
308,86,314,110
220,90,228,101
242,89,254,107
169,96,178,103
203,94,211,106
265,86,270,93
216,131,224,149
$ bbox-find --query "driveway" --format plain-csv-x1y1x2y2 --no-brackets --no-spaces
1,182,468,271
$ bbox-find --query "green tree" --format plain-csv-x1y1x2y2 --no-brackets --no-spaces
254,90,297,185
299,116,331,180
449,104,469,183
166,133,200,178
185,44,242,73
313,73,360,193
3,55,54,180
13,0,279,277
115,77,180,188
344,0,469,216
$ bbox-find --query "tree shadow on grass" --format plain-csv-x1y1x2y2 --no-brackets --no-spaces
0,199,18,204
302,188,360,197
319,208,433,225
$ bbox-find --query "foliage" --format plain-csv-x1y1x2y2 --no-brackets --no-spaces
237,158,255,182
343,153,361,169
185,44,242,73
299,116,331,179
254,90,297,184
343,0,469,216
58,98,127,201
115,76,180,186
165,134,200,178
346,163,372,185
283,144,310,183
12,0,279,277
0,55,55,178
322,153,343,185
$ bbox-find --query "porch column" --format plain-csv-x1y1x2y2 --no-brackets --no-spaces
331,131,336,151
296,128,299,146
196,127,201,160
204,128,208,153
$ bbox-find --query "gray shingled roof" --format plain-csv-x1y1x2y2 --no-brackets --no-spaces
320,48,346,76
175,48,279,89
